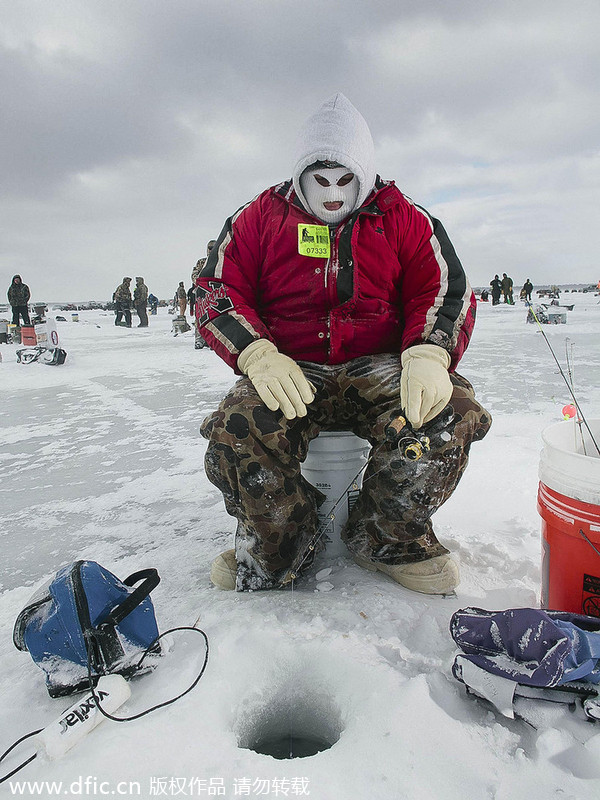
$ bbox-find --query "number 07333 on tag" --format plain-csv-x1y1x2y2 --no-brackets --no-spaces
297,224,330,258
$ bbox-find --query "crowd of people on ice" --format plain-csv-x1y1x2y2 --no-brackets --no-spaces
108,242,217,338
483,273,532,305
9,270,598,336
478,276,599,306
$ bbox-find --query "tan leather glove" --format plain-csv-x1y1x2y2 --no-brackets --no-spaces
400,344,453,429
238,339,315,420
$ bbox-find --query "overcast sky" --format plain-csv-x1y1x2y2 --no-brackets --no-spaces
2,0,599,301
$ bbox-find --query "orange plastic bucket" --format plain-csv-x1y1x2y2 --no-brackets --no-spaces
538,419,600,615
20,325,37,346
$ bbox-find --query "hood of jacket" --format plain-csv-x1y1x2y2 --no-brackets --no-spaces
292,93,376,217
11,275,22,284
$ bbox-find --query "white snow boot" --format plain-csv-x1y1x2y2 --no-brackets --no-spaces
354,553,459,595
210,549,237,590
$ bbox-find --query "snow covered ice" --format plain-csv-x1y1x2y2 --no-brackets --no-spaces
1,297,600,798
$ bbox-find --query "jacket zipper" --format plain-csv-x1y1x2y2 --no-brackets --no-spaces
324,225,337,296
325,224,344,355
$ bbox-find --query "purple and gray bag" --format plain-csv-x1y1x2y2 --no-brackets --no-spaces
450,607,600,720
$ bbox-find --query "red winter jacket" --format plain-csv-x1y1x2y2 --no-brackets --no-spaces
196,177,475,372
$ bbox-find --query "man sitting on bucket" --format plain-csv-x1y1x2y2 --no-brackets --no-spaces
196,93,491,594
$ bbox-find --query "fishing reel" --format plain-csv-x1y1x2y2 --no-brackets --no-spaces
385,416,430,461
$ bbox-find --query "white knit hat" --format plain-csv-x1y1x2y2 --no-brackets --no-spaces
292,93,376,215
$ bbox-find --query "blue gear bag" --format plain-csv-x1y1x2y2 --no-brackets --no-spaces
13,561,160,697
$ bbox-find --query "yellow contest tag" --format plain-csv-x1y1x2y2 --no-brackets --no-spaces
298,224,330,258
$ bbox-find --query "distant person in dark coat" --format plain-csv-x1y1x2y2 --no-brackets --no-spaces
134,277,149,327
187,285,196,317
501,273,514,304
176,282,187,317
148,294,159,315
490,275,502,306
113,277,133,327
522,279,533,302
7,275,31,325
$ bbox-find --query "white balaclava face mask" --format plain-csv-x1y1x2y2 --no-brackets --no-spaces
299,162,359,225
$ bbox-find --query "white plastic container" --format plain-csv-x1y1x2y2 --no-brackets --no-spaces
34,318,60,347
539,418,600,505
546,309,567,324
301,431,371,555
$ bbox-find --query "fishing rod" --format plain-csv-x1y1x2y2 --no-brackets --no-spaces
289,460,368,583
565,338,587,456
528,304,600,456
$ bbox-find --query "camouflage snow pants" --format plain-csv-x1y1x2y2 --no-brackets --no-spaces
200,354,491,591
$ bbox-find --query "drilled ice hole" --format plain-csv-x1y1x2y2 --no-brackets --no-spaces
236,678,343,759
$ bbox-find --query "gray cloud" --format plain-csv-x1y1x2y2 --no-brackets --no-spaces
1,0,599,301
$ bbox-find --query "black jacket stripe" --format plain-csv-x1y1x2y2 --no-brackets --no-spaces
211,313,255,353
415,205,468,336
199,220,231,279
